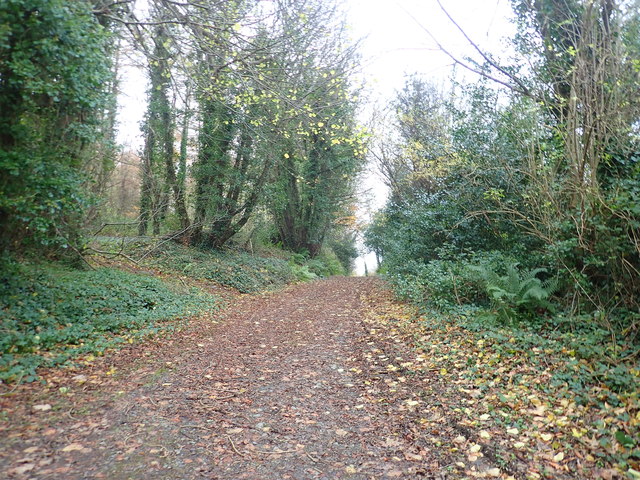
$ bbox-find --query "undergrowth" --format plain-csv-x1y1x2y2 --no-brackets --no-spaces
413,306,640,476
0,258,220,383
135,242,296,292
134,242,344,292
377,250,640,475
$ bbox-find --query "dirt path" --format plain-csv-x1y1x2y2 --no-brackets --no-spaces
1,277,486,479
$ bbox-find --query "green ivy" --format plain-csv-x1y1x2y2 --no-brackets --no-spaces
0,258,220,382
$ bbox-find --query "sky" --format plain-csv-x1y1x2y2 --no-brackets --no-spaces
346,0,514,101
115,0,516,274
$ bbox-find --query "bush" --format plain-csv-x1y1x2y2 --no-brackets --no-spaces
384,249,522,312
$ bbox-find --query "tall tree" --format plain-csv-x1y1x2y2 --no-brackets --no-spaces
0,0,112,251
266,0,366,256
139,20,177,236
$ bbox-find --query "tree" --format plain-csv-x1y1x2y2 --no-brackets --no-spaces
138,19,180,236
0,0,112,252
266,1,366,256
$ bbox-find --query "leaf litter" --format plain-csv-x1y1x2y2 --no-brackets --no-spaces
0,276,635,479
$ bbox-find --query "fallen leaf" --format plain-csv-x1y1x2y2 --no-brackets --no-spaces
553,452,565,462
33,404,51,412
469,444,482,453
404,452,423,461
61,443,86,453
383,437,403,447
12,464,35,475
345,465,357,474
479,430,491,439
487,467,501,477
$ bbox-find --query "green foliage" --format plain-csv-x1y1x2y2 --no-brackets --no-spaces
288,263,319,282
138,241,348,290
385,250,519,311
470,264,558,323
307,248,346,277
286,247,344,279
326,228,359,273
139,243,297,293
0,0,113,251
0,153,85,248
0,257,219,382
368,67,639,336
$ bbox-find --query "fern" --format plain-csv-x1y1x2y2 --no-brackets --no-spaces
470,264,558,323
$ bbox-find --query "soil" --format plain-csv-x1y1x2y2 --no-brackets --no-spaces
0,277,493,479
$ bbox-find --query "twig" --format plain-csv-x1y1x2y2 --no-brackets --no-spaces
149,444,169,458
137,224,196,261
179,424,211,430
86,247,139,265
92,221,140,237
0,373,24,395
253,448,300,455
305,451,320,463
227,435,245,457
124,431,145,447
212,394,236,401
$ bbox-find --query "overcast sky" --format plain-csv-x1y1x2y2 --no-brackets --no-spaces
346,0,515,98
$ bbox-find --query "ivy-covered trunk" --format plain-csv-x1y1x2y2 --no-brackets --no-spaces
138,24,175,236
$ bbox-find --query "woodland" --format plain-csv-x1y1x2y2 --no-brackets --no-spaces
0,0,639,478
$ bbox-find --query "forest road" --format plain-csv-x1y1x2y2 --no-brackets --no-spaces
1,277,458,480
